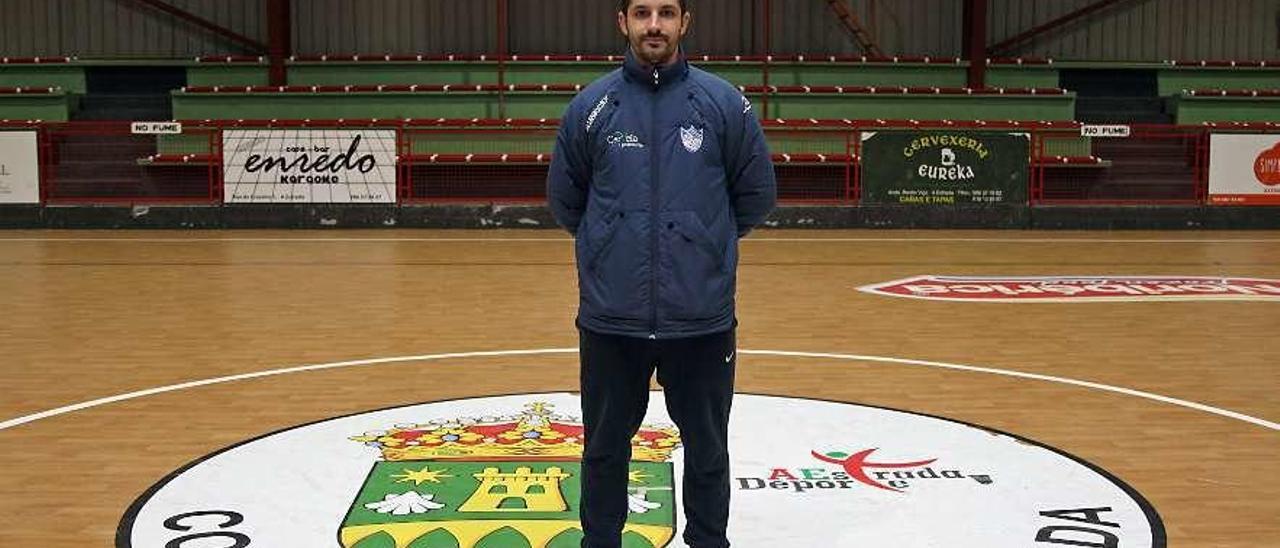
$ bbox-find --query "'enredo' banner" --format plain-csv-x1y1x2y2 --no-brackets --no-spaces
860,131,1029,205
1209,134,1280,205
0,131,40,204
223,129,397,203
860,275,1280,302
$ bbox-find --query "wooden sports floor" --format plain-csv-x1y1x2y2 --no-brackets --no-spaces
0,229,1277,547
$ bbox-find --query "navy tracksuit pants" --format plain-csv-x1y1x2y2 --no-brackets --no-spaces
578,327,736,548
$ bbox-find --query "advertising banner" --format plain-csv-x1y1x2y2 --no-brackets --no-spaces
0,131,40,204
860,275,1280,303
1209,134,1280,205
223,129,397,203
860,131,1029,205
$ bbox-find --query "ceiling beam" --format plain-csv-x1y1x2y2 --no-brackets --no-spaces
987,0,1132,57
129,0,267,54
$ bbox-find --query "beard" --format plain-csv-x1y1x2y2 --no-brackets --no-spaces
630,30,679,66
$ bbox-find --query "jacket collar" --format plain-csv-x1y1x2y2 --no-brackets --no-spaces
623,47,689,90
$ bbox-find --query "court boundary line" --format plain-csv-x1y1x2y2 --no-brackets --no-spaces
2,348,1275,432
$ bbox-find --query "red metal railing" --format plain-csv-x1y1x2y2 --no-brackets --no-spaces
12,119,1276,206
39,122,219,204
1033,125,1208,205
401,127,555,203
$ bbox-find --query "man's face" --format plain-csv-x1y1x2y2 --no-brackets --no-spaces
617,1,690,66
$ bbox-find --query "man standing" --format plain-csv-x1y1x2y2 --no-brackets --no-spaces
546,1,776,546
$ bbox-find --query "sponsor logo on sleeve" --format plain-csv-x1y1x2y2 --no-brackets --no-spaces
585,93,611,133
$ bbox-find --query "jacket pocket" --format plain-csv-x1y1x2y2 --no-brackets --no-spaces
581,210,648,322
673,216,726,273
663,211,733,321
583,210,624,272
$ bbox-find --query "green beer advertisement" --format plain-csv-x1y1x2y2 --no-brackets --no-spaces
860,131,1030,205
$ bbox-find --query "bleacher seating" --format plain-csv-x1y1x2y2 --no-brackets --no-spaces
172,79,1075,122
1175,88,1280,124
172,83,577,120
1,54,1081,123
0,57,84,94
190,56,269,87
287,53,972,87
984,57,1060,89
3,53,1270,127
0,86,70,121
1158,59,1280,96
18,50,1280,206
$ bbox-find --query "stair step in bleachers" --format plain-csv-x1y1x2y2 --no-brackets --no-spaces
75,94,172,121
1074,96,1172,125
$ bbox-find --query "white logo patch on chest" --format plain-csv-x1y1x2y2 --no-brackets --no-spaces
680,126,704,153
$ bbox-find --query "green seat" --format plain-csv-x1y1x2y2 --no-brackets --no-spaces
1158,62,1280,96
286,55,978,89
1174,90,1280,124
174,84,1075,123
0,87,70,121
173,87,576,120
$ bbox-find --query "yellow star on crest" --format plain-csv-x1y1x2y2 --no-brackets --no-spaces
392,466,453,486
628,469,651,484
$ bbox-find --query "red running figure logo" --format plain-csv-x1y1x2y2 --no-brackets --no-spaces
811,448,938,493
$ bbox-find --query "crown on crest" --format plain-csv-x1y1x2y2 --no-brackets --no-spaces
350,402,681,463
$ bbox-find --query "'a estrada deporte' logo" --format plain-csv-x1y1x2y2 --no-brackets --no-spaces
811,447,992,491
738,447,993,494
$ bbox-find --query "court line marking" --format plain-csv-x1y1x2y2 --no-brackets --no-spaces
1,237,1279,244
2,348,1275,432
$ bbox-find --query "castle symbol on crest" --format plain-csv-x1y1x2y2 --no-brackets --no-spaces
340,401,681,548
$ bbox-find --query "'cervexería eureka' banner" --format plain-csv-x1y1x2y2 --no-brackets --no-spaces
860,131,1030,205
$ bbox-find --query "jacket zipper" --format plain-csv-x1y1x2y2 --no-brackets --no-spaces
648,67,660,340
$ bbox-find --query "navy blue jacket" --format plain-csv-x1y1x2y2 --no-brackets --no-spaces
547,50,777,339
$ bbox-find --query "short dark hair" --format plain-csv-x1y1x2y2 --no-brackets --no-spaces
618,0,688,14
